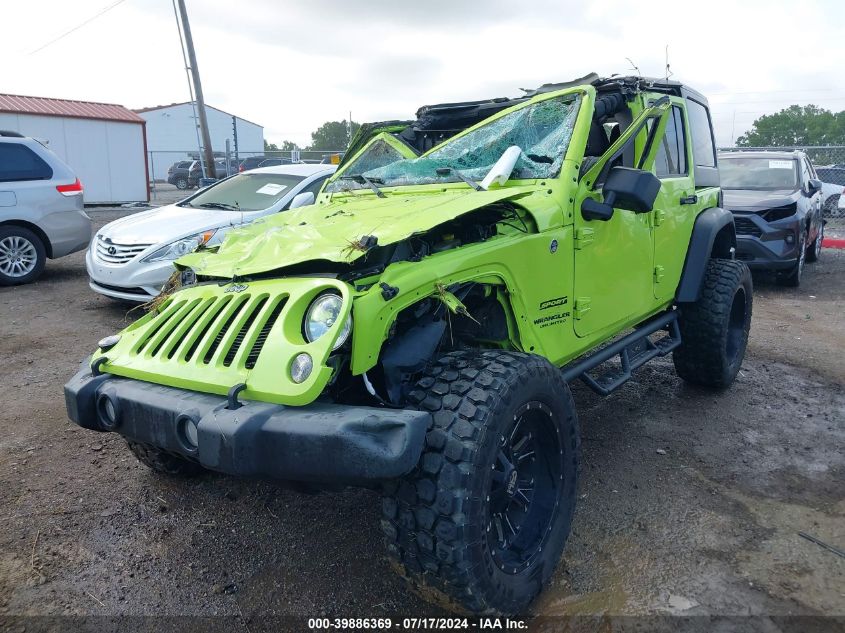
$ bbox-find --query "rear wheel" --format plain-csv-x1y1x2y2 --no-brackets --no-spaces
127,440,203,476
175,177,189,190
674,258,752,388
0,226,46,286
381,351,579,615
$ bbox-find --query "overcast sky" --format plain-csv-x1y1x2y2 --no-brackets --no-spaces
3,0,845,148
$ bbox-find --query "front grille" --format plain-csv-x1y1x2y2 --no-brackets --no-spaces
96,237,153,265
130,292,289,370
733,216,762,238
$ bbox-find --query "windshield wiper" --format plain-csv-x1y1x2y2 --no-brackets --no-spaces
342,174,385,198
435,167,483,191
197,202,240,210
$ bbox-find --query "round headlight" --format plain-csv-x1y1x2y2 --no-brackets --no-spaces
304,293,352,350
290,352,313,383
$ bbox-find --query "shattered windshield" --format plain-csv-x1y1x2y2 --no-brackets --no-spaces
327,94,581,192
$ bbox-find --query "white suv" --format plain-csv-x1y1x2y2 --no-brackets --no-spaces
0,131,91,285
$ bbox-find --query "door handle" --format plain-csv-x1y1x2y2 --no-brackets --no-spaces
680,194,698,205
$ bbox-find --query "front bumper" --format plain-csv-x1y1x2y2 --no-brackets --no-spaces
64,366,430,485
732,213,801,270
85,247,171,301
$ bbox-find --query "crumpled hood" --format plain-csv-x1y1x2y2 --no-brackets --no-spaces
722,189,801,213
177,186,533,278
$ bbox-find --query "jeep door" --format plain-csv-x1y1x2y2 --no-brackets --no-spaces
572,100,670,338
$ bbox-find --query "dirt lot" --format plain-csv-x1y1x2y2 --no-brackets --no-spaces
0,201,843,629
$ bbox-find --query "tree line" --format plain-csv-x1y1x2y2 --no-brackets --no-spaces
265,120,361,153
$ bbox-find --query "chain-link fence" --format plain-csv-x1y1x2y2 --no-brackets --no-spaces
146,149,346,201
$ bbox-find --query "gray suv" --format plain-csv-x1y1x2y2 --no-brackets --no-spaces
0,131,91,285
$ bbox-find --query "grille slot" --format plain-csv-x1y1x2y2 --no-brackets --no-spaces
733,216,762,237
96,238,153,265
183,295,233,361
135,300,186,354
245,296,288,369
203,295,251,364
223,296,269,367
149,299,202,357
162,298,216,359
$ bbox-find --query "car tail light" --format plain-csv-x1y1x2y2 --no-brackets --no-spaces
56,178,83,196
239,165,245,172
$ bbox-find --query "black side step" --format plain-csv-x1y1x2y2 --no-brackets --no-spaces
561,310,681,396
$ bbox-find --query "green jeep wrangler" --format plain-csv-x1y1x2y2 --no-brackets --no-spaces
65,74,752,615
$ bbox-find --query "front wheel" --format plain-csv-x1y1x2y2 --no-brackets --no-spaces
673,258,753,388
381,351,580,615
777,229,806,287
806,222,823,263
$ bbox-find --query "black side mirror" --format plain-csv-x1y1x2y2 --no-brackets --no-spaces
582,166,662,221
807,178,823,196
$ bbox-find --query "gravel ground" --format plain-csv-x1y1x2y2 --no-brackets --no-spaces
0,202,843,629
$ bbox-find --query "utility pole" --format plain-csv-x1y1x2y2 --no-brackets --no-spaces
176,0,215,178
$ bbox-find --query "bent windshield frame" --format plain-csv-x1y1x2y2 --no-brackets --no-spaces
719,156,799,191
328,93,582,192
179,173,306,211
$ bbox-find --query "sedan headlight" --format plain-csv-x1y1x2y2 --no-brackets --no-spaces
142,229,217,263
303,293,351,350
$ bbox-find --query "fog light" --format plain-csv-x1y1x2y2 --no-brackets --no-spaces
290,353,313,384
97,334,121,351
96,393,120,429
785,234,795,245
177,415,199,450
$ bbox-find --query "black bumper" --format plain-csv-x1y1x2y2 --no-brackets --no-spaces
733,213,801,270
64,367,430,485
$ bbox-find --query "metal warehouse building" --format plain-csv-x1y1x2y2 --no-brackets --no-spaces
0,94,148,204
135,102,263,181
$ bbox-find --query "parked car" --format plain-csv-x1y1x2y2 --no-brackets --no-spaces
719,150,824,286
238,156,270,172
86,164,335,301
67,75,752,615
166,160,193,190
0,130,91,285
814,166,845,216
187,159,239,187
257,157,291,168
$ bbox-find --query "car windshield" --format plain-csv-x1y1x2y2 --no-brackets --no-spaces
719,157,799,191
179,173,305,211
325,94,581,192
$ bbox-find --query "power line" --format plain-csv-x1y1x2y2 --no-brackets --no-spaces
29,0,129,55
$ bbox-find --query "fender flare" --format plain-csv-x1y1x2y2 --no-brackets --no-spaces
676,207,736,303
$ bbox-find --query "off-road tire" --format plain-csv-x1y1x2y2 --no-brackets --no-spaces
777,229,806,287
127,440,203,476
673,258,752,388
381,351,580,616
806,222,823,263
0,225,46,286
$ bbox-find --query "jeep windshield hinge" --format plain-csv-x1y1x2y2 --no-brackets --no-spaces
573,298,591,320
574,228,595,249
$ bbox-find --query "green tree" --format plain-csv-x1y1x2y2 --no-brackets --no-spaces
279,140,299,151
736,105,845,147
307,120,360,151
264,139,279,151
